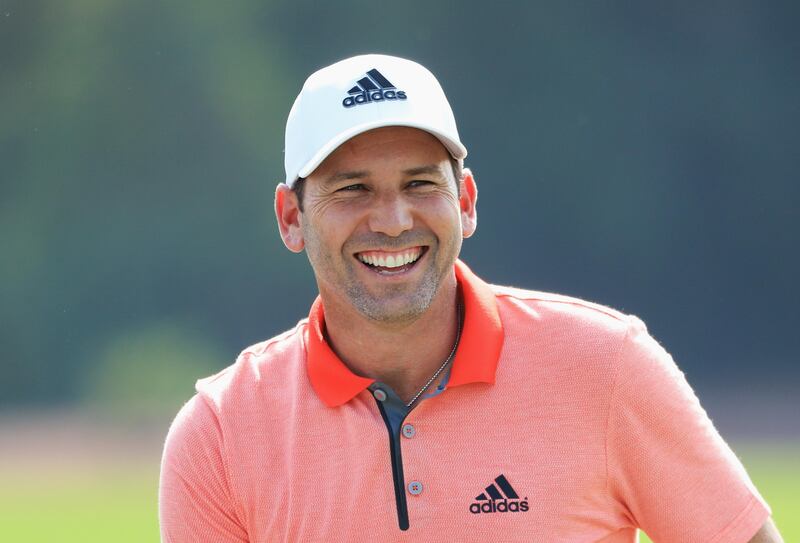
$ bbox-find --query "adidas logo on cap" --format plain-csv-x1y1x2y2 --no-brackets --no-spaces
342,68,407,108
469,475,529,514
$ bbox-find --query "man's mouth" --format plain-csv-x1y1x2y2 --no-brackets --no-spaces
355,246,426,273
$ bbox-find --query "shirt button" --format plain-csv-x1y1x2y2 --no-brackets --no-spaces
407,481,423,495
401,423,416,438
373,389,387,402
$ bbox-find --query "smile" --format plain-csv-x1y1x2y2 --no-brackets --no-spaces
355,246,426,272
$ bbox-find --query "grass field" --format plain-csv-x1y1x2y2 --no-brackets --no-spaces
0,467,158,542
0,442,796,542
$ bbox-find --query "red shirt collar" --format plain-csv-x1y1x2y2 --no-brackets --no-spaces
305,260,505,407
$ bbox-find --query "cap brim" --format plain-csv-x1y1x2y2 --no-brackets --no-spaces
292,119,467,184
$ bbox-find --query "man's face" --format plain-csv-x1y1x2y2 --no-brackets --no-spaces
296,126,474,324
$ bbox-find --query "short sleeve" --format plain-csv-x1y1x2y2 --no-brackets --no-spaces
159,394,249,542
606,316,770,543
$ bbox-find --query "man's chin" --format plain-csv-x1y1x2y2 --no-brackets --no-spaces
341,259,452,322
349,289,436,325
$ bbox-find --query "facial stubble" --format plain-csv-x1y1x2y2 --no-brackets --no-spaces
302,223,460,325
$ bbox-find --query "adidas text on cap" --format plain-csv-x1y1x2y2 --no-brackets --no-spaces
283,54,467,187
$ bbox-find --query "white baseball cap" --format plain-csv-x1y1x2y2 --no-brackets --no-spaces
283,54,467,187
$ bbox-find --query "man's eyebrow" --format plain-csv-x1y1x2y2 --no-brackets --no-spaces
325,170,369,183
403,165,446,177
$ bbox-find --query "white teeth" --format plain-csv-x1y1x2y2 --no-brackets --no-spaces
358,248,423,268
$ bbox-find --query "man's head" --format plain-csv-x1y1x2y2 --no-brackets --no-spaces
275,55,476,324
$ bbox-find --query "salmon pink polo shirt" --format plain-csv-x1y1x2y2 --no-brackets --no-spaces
159,260,770,542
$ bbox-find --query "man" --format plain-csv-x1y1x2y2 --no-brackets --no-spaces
159,54,783,542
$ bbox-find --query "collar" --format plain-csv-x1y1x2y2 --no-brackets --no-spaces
304,259,505,407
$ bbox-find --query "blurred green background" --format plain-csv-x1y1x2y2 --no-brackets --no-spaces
1,1,797,540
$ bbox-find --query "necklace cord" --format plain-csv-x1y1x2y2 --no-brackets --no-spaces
405,299,463,408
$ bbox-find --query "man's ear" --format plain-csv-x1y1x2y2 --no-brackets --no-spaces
274,184,305,253
459,168,478,238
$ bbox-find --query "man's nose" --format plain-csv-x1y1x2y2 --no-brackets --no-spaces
367,194,414,237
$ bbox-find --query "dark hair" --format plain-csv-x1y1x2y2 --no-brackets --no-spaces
292,157,462,212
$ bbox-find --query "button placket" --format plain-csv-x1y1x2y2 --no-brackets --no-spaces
401,417,422,499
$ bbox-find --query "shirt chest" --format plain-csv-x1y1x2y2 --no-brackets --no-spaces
228,386,629,542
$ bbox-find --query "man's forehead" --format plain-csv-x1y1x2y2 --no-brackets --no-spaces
337,126,444,151
313,127,452,178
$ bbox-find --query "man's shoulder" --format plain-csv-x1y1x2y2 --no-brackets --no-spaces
489,283,636,335
488,282,663,388
193,319,310,412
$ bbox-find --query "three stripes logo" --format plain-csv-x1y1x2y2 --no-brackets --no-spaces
342,68,407,108
469,474,529,514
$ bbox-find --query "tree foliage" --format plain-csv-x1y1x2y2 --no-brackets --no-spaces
1,1,798,407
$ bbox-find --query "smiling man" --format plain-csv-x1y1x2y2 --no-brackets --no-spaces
159,54,783,542
278,126,472,403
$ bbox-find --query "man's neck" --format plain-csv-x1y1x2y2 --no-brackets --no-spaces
320,280,461,404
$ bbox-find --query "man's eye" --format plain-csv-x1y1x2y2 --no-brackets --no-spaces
337,184,366,192
408,180,434,188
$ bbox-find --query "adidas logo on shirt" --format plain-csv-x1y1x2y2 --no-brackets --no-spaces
342,68,407,108
469,474,529,514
